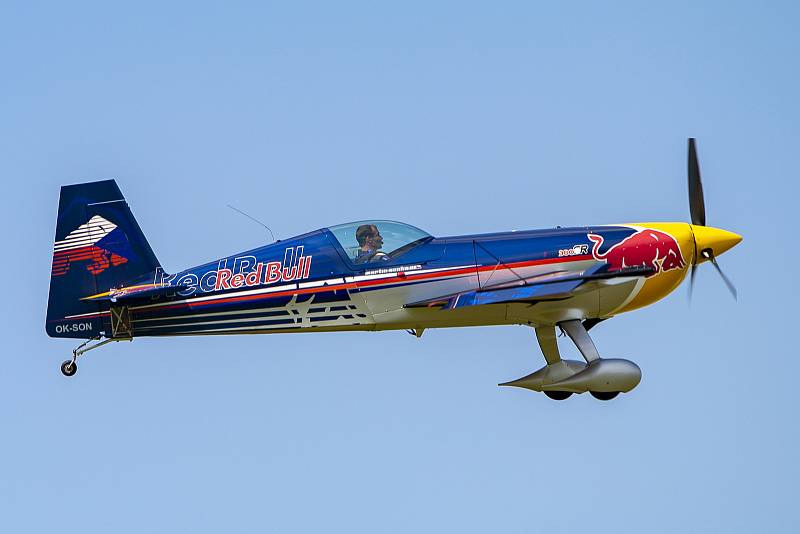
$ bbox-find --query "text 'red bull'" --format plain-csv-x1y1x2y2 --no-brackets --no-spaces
587,229,685,275
215,246,312,291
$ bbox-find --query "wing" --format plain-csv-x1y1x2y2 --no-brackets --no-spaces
405,263,654,310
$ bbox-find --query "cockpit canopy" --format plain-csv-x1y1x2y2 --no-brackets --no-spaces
328,220,432,264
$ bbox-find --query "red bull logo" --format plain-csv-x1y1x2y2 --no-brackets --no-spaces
587,228,685,275
51,215,129,277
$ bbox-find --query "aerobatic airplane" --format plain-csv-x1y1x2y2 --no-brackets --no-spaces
46,139,741,400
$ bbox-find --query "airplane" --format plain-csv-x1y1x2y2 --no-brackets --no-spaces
46,139,741,400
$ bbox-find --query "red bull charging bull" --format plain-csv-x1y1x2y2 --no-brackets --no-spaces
587,229,685,275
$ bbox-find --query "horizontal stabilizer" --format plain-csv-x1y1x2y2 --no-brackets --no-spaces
81,283,188,303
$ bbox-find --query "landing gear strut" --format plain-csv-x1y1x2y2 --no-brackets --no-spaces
60,336,130,377
500,320,641,401
561,320,622,401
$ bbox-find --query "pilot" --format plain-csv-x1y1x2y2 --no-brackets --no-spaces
354,224,389,264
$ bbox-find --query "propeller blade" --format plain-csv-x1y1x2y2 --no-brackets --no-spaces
688,138,706,227
701,249,737,300
688,263,697,303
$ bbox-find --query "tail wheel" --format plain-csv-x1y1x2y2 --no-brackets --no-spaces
590,391,619,401
544,390,572,400
60,360,77,377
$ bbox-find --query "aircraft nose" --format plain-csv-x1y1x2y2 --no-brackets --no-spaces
690,225,743,264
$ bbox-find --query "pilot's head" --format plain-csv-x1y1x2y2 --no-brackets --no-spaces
356,224,383,250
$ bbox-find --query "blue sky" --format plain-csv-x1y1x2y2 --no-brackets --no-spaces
1,1,798,532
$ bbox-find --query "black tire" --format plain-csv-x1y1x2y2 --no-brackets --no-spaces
590,391,619,401
60,360,77,377
544,390,572,400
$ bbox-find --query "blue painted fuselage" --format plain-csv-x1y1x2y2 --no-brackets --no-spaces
93,224,646,337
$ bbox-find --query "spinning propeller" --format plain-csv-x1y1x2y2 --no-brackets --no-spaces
686,138,741,300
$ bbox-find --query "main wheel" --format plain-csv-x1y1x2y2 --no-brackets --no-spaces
544,390,572,400
590,391,619,401
60,360,77,377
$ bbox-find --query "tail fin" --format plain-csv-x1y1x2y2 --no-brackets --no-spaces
46,180,161,338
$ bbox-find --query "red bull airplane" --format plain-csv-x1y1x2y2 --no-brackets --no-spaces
47,139,741,401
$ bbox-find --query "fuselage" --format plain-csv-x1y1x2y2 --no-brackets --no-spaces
63,220,743,338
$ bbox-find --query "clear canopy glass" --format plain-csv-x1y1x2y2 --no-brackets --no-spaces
328,220,432,264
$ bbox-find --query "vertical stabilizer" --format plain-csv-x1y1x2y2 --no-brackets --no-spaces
46,180,161,338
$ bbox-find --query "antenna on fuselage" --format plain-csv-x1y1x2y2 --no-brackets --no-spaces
226,204,277,242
